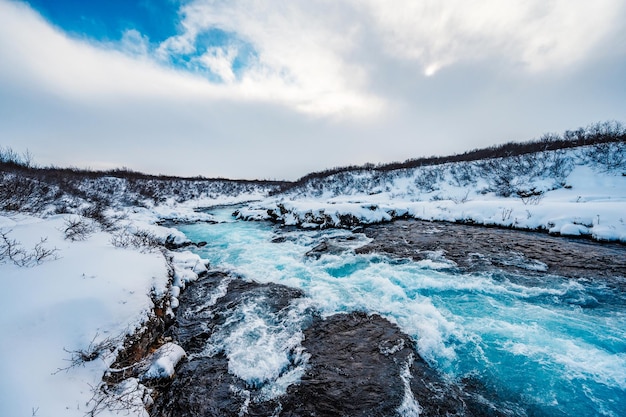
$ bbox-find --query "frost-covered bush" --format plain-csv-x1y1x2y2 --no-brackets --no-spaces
473,158,516,196
81,202,115,230
474,150,575,197
449,163,476,187
0,173,58,212
541,150,574,183
111,228,162,252
582,142,626,172
413,166,444,192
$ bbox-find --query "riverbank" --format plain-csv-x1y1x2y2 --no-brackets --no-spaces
236,162,626,243
0,211,210,417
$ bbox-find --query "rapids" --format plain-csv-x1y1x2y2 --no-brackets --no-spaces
173,206,626,416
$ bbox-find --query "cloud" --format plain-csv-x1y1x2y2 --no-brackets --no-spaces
156,0,383,117
2,0,623,116
0,0,624,180
195,46,238,83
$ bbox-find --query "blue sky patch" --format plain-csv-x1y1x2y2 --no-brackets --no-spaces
26,0,181,43
164,28,258,81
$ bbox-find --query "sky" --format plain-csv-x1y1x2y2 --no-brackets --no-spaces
0,0,625,180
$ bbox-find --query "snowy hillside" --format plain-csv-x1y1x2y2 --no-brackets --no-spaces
237,142,626,242
0,164,284,220
0,167,280,415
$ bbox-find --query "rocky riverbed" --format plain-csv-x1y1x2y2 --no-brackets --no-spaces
149,218,626,416
151,272,508,417
356,220,626,287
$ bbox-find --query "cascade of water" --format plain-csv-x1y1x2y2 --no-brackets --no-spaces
176,207,626,417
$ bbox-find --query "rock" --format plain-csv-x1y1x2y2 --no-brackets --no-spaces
304,236,361,259
304,241,331,258
282,312,506,417
141,342,186,381
151,273,306,417
281,312,413,416
356,219,626,284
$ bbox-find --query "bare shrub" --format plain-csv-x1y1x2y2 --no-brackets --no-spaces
54,333,120,374
501,208,513,221
0,230,59,267
63,216,95,241
476,159,517,197
413,166,444,192
111,228,162,252
452,189,471,204
0,174,52,212
86,378,153,417
0,229,27,264
545,150,574,181
30,238,60,265
517,189,545,205
82,203,116,231
449,163,476,187
0,146,33,167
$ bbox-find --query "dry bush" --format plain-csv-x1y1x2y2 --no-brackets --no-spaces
0,230,59,267
63,216,95,241
111,228,162,252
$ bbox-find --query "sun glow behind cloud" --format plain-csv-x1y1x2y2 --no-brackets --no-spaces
362,0,623,75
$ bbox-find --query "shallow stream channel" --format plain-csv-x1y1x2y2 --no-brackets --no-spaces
153,206,626,417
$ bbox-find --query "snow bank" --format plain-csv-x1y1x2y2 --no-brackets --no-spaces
0,212,209,417
141,343,186,380
237,147,626,243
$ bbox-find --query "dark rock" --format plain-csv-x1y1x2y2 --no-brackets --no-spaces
281,311,412,417
356,219,626,286
164,234,209,250
152,273,307,417
304,236,361,259
282,312,507,417
304,241,331,258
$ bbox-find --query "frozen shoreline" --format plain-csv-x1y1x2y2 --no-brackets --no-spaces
236,161,626,243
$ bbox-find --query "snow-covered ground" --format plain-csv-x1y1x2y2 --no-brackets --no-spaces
237,145,626,242
0,207,215,416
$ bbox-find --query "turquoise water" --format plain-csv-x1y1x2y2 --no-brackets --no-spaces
177,207,626,416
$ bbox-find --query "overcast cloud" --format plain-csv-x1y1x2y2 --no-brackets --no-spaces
0,0,624,179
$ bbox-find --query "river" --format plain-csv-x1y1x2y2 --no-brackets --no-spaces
167,206,626,417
